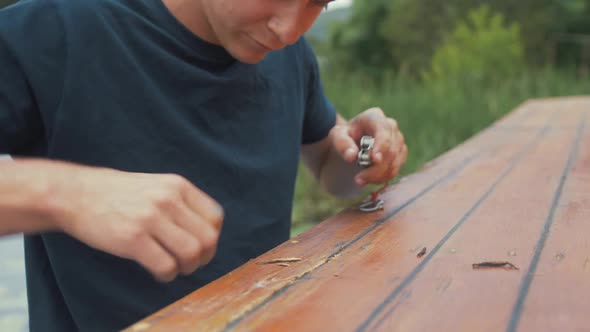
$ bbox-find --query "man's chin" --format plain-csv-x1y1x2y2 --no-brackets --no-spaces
231,49,269,64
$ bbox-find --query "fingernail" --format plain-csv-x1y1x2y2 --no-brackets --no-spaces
345,148,356,161
375,152,383,162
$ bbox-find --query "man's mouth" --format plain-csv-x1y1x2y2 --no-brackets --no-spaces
248,34,282,52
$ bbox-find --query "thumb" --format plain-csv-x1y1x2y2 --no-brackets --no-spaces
331,124,358,163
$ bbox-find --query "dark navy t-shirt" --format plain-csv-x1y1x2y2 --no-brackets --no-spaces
0,0,336,330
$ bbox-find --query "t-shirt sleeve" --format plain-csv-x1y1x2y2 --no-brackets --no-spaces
0,0,65,154
300,38,337,145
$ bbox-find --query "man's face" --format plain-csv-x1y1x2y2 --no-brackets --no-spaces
200,0,333,63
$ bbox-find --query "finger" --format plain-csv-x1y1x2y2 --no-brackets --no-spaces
172,203,219,267
396,143,408,167
348,108,392,165
151,220,203,276
355,158,394,185
390,144,408,178
386,130,403,165
354,128,399,185
388,164,401,180
357,137,407,185
331,124,358,163
349,107,384,137
133,236,178,282
180,181,224,230
372,117,399,164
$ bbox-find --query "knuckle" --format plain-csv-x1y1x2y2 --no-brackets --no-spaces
328,125,339,137
384,119,393,131
137,207,159,228
398,132,405,144
121,225,148,245
154,194,175,210
165,174,190,191
331,124,347,137
389,145,397,156
369,107,384,116
115,228,148,259
153,194,182,216
381,138,392,150
389,118,399,130
381,125,391,137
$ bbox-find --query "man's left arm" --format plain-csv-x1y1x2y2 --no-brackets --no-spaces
301,108,408,199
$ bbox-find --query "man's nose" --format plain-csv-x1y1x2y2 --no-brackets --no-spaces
267,5,305,46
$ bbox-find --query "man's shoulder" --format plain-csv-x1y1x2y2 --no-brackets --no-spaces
0,0,99,16
0,0,106,32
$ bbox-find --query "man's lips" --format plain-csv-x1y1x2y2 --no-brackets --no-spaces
249,35,283,52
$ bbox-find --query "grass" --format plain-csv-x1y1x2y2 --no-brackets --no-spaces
291,68,590,236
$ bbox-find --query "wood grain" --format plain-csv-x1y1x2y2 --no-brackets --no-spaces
124,96,590,332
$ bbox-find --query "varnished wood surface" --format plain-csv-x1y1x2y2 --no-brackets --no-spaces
125,96,590,332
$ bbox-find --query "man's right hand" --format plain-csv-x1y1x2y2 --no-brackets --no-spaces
2,159,224,282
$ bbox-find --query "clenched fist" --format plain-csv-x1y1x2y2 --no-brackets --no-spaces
47,163,224,282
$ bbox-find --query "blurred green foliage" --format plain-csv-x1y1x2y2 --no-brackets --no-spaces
327,0,590,79
424,6,525,83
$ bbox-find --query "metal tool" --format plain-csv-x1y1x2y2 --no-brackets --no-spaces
356,135,385,212
357,136,374,168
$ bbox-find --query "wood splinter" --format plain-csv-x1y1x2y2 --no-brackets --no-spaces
417,247,427,258
472,261,519,270
256,258,302,265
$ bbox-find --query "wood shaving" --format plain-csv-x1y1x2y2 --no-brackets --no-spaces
417,247,427,258
472,261,519,270
256,258,302,265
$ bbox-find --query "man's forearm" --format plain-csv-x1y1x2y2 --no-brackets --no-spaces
0,158,63,235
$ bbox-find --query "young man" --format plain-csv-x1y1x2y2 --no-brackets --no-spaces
0,0,407,331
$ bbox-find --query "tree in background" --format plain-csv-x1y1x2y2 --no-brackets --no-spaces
424,6,525,84
328,0,394,80
327,0,590,80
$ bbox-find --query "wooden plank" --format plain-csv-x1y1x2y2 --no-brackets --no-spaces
124,97,589,332
228,101,582,332
511,113,590,332
228,112,558,332
364,107,587,332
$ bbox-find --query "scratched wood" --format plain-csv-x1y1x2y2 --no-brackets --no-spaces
124,96,590,332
